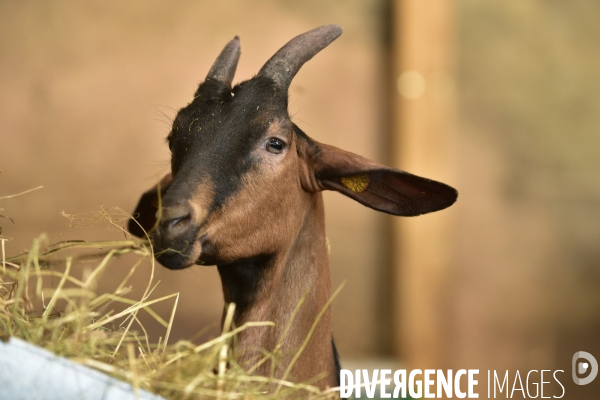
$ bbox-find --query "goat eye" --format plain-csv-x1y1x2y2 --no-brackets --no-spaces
266,138,286,154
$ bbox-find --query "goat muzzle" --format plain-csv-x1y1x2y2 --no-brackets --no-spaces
152,203,202,270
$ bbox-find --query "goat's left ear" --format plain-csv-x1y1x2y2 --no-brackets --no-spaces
127,174,173,237
300,141,457,216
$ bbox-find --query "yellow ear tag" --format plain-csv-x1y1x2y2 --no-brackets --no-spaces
340,174,370,193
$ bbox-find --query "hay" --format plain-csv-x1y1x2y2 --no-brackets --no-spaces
0,206,341,399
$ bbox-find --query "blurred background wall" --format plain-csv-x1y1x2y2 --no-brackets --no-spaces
449,1,600,398
1,0,599,398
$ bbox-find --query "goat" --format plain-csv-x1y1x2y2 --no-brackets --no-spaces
128,25,457,392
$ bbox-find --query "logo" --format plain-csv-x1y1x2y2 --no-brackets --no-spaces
572,351,598,385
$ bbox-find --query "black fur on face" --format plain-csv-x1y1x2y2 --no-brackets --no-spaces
169,77,288,207
152,76,292,269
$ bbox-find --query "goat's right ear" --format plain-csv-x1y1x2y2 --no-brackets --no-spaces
300,141,457,217
127,174,172,238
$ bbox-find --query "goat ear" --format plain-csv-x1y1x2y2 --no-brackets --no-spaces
127,174,172,237
304,142,457,216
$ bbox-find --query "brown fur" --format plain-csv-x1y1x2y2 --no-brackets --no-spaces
206,132,337,387
129,25,458,394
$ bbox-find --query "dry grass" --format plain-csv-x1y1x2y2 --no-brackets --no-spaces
0,205,341,399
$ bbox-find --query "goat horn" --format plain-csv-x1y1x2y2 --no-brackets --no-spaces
258,25,342,89
206,36,241,85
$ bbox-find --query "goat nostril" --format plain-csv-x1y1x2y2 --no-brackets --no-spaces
160,206,192,230
165,214,190,229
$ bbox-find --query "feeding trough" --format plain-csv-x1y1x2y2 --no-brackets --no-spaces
0,337,165,400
